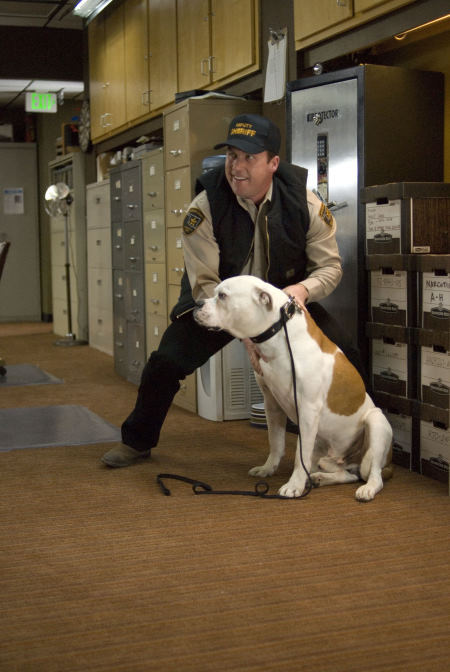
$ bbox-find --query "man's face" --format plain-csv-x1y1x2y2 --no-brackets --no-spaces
224,147,280,205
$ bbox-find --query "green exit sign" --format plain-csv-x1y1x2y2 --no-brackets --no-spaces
25,92,57,113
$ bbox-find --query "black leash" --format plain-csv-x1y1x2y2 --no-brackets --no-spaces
156,298,313,500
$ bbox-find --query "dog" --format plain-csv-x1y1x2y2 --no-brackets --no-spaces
194,276,393,501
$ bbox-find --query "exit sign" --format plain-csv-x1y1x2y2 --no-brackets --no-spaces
25,92,57,113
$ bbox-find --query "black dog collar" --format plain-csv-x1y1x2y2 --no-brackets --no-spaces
250,296,301,344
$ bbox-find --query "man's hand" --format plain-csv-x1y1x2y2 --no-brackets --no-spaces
243,338,268,376
283,283,309,310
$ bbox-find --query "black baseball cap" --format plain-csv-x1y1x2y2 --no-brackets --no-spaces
214,113,281,155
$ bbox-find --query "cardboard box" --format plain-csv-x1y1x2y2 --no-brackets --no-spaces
371,337,414,398
362,182,450,254
386,410,413,470
420,419,449,483
421,270,450,332
420,346,450,410
370,268,409,326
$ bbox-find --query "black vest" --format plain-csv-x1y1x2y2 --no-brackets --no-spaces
171,161,310,319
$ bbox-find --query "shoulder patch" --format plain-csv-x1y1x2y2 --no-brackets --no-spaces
319,203,333,227
183,208,205,235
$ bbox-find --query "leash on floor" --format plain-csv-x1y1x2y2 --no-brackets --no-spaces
156,297,313,500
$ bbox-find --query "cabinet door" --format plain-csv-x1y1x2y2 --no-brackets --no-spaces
176,0,211,91
125,0,150,123
148,0,178,111
88,15,106,141
294,0,352,42
104,6,126,132
210,0,257,83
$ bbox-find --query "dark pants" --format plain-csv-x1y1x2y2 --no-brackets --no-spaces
121,303,365,452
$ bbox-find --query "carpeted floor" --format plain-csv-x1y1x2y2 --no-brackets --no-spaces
0,328,449,671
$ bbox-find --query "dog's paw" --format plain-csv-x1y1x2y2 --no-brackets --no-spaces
310,471,324,487
278,481,305,498
355,482,380,502
248,465,274,478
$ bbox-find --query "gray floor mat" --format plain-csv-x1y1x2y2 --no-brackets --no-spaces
0,405,121,451
0,364,63,387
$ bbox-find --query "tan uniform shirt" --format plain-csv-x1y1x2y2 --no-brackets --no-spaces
182,185,343,304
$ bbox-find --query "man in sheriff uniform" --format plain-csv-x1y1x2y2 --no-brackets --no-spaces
102,113,360,468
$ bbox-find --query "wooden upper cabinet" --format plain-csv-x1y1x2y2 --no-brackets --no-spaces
177,0,259,91
148,0,178,111
125,0,150,122
210,0,258,84
88,14,106,141
89,6,126,140
104,6,126,132
177,0,210,91
294,0,353,42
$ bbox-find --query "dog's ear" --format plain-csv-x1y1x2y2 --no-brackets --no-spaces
255,288,273,311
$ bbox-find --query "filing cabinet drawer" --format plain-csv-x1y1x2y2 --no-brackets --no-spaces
145,263,167,316
124,220,144,272
51,264,77,302
88,305,113,356
144,210,165,263
88,267,112,311
87,180,110,229
113,314,127,378
51,231,78,267
124,271,145,323
122,165,142,221
127,322,146,385
146,313,167,354
142,151,164,210
165,166,191,227
167,228,185,285
88,228,111,269
110,171,123,222
111,222,125,269
164,105,189,171
113,270,126,317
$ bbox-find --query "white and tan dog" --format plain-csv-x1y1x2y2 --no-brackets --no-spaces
194,276,393,501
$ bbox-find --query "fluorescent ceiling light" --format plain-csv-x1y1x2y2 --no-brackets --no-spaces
0,79,84,94
73,0,115,23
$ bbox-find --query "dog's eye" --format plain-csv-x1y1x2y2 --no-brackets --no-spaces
218,292,226,301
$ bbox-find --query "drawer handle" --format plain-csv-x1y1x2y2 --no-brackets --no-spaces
115,340,124,348
115,244,122,249
114,196,120,201
151,299,160,304
97,318,103,324
115,293,123,299
97,279,102,285
169,149,182,156
170,209,184,215
150,245,159,251
96,240,102,245
129,256,137,262
148,191,157,197
172,267,184,273
127,204,138,209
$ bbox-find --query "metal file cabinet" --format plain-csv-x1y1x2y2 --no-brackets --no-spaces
110,161,146,385
86,180,113,355
141,148,167,357
163,96,261,413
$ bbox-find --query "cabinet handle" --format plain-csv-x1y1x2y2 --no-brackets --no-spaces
172,267,184,273
169,149,182,156
148,191,157,197
170,208,184,215
115,293,123,299
151,299,160,304
114,196,120,201
96,239,102,246
97,318,103,324
129,256,137,262
127,204,137,209
115,341,124,348
208,56,216,74
115,244,122,250
201,58,209,76
150,245,158,251
336,0,346,5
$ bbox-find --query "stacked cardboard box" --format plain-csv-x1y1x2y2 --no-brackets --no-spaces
363,183,449,485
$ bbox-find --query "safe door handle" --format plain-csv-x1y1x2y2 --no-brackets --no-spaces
327,201,348,212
